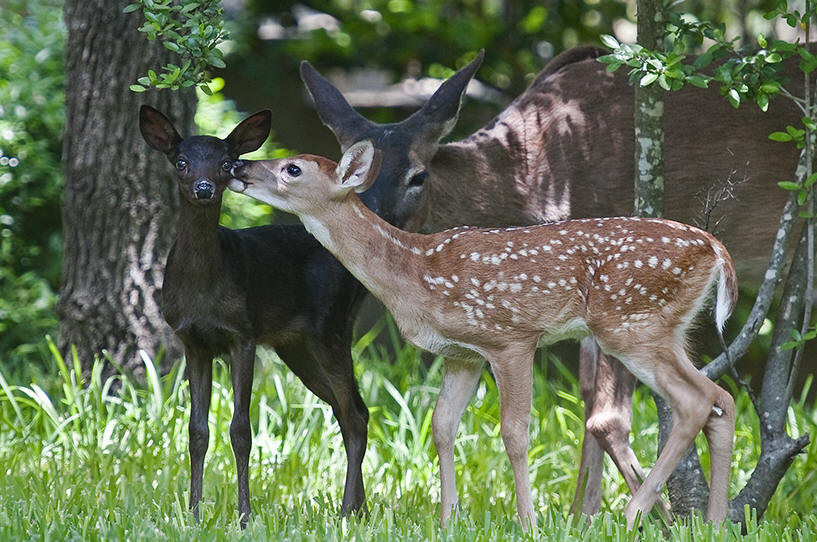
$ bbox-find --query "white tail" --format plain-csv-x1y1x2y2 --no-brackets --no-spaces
230,140,738,530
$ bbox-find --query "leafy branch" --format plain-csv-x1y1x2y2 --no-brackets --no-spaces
124,0,227,94
597,5,817,113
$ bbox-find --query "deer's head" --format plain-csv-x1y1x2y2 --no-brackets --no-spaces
139,105,271,206
300,52,483,228
229,141,381,216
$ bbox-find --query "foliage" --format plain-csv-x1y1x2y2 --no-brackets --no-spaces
0,0,65,368
0,331,816,539
597,3,815,112
125,0,228,95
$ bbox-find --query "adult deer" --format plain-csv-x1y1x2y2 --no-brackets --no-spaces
229,140,738,529
299,47,800,515
136,66,477,526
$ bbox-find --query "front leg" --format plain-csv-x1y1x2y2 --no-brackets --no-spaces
230,340,257,528
432,358,484,526
488,347,536,531
186,347,213,521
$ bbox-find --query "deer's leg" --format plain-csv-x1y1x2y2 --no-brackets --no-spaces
229,340,256,528
571,337,605,517
585,346,673,520
276,339,369,516
702,386,735,523
620,348,731,530
186,347,213,521
323,342,369,516
432,358,484,526
489,350,536,530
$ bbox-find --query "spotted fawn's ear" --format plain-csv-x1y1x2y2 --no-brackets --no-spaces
337,140,381,193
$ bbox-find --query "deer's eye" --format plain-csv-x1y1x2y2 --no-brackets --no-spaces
175,158,188,171
408,171,427,187
221,160,232,172
286,164,302,177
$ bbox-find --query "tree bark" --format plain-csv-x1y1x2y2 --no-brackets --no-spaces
633,0,665,218
60,0,195,375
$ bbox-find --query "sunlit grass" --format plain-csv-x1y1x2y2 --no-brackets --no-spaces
0,330,816,541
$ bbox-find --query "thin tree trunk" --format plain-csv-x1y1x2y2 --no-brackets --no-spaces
633,0,665,218
60,0,195,375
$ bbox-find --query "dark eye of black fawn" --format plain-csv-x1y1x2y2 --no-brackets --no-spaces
175,158,187,171
221,160,232,172
286,164,301,177
408,171,427,187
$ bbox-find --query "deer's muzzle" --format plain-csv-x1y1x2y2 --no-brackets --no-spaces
193,179,215,200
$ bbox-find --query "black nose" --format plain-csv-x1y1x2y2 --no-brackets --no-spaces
194,179,215,200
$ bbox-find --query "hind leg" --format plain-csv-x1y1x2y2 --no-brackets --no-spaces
276,338,369,515
617,347,733,529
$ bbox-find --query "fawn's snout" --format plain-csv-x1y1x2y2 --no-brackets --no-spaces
228,160,249,193
193,179,216,200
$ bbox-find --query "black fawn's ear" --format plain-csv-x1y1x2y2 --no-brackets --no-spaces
225,110,272,156
300,60,374,151
337,140,379,193
139,105,183,156
403,50,484,144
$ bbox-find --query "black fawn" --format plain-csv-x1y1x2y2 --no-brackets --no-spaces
229,140,738,530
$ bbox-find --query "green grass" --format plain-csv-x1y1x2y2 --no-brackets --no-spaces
0,330,816,541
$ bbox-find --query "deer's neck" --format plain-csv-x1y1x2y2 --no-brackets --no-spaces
169,198,224,283
298,197,429,312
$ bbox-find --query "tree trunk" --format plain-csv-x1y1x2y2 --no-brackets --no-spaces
60,0,195,376
633,0,665,218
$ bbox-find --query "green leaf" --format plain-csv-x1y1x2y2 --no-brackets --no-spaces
798,190,807,205
768,132,793,142
798,47,815,62
798,210,816,219
123,3,141,13
777,181,800,190
727,88,741,108
786,125,805,139
765,52,783,63
199,83,213,95
806,172,817,188
687,75,709,88
757,33,767,48
600,34,619,49
658,74,670,91
780,340,799,351
129,84,147,92
757,92,769,112
639,73,658,87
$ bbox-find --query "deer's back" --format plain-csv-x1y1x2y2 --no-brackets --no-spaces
426,50,800,287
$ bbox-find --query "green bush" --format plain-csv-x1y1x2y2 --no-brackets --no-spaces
0,0,66,371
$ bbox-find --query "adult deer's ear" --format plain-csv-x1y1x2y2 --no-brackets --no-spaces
225,110,272,155
300,61,374,151
139,105,183,156
402,50,484,145
337,140,380,193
